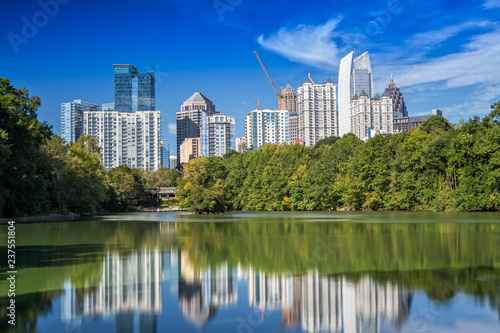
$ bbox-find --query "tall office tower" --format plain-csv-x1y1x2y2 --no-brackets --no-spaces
244,109,289,151
113,64,155,112
338,51,373,136
176,92,216,158
201,112,235,157
179,137,200,164
280,83,297,113
386,76,407,117
235,137,247,153
169,156,178,170
83,110,161,171
160,139,170,169
350,90,394,140
288,112,299,143
296,74,337,147
61,99,99,143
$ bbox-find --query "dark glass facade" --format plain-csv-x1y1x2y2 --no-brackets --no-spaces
113,64,155,112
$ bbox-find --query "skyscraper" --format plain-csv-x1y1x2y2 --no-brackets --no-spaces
176,92,216,158
350,90,393,140
296,74,337,147
338,51,373,137
113,64,155,112
245,109,289,151
201,112,235,157
83,110,161,171
179,138,201,164
61,99,99,143
160,139,170,169
280,83,297,113
169,156,178,170
385,76,407,117
288,112,299,143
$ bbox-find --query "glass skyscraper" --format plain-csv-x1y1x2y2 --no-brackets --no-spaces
113,64,155,112
338,52,373,137
61,99,99,143
160,139,170,169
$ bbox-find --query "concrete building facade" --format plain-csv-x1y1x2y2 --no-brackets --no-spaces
176,92,216,158
201,112,235,157
296,74,337,147
83,110,161,171
179,137,200,165
350,90,394,140
245,109,289,151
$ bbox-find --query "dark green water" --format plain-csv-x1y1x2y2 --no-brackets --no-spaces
1,211,500,333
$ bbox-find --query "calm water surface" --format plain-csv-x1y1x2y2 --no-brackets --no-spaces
1,211,500,333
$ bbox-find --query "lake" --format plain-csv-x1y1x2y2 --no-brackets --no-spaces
1,211,500,333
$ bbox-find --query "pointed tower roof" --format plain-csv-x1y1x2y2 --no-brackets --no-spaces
299,80,304,87
184,92,213,104
284,83,294,91
359,90,368,97
326,76,334,84
352,93,358,101
305,73,314,84
374,93,380,100
381,89,390,97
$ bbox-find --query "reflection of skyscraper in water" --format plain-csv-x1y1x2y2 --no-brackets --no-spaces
301,271,343,333
178,251,238,328
61,249,163,333
300,272,413,333
247,267,293,310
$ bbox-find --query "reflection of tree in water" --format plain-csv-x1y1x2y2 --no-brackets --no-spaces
0,291,59,333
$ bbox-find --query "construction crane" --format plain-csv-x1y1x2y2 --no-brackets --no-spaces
254,51,283,110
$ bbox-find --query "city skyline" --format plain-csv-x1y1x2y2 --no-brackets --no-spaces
2,0,499,155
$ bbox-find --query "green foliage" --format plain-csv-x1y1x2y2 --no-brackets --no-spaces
0,77,52,217
177,157,229,213
313,135,340,149
105,165,145,211
179,102,500,212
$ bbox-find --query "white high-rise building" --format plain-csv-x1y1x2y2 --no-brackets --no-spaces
61,99,100,143
350,90,395,140
338,51,373,137
83,110,161,171
169,156,178,170
296,74,337,147
201,112,235,157
235,137,247,153
245,109,289,150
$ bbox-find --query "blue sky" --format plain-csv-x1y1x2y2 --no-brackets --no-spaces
1,0,500,155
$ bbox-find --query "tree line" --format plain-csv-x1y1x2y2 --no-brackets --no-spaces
2,77,500,216
0,78,181,217
178,101,500,213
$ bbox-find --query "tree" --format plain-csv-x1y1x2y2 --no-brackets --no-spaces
0,77,52,217
420,115,452,134
106,165,145,211
177,157,228,213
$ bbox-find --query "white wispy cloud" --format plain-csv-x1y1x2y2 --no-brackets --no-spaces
389,28,500,90
484,0,500,9
167,122,176,135
257,17,345,70
408,20,496,48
